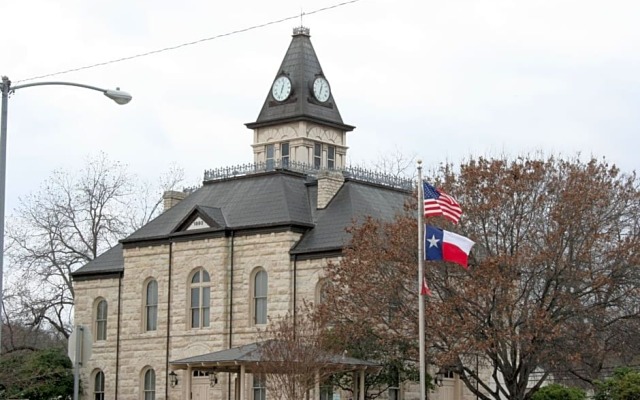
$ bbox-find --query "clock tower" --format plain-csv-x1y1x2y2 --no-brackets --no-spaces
246,27,355,170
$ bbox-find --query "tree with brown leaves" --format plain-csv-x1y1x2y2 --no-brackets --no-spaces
320,155,640,400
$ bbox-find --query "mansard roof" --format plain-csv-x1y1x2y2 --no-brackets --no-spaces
71,169,410,278
291,181,409,255
245,27,354,132
122,171,315,244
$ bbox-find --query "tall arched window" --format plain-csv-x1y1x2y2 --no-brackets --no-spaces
94,370,105,400
143,368,156,400
96,299,108,341
190,269,210,328
316,279,330,305
145,280,158,331
253,269,268,325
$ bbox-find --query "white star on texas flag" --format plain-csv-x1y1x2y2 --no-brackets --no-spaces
426,234,440,248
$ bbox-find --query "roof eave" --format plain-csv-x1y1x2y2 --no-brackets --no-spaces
245,115,355,132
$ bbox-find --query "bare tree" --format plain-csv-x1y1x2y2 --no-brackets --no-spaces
351,147,417,181
3,153,184,343
127,162,186,231
255,308,333,400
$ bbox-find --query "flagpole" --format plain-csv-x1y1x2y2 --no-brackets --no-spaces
417,160,426,400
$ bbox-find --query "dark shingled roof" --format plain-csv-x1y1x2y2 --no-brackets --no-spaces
123,171,314,243
170,341,380,372
291,181,409,254
71,171,410,279
72,244,124,278
245,27,354,132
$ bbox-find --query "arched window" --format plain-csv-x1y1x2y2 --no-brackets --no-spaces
190,268,210,328
96,299,108,341
253,269,268,325
143,368,156,400
316,279,330,305
253,374,266,400
145,280,158,331
94,370,105,400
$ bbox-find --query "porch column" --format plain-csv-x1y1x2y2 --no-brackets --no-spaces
358,370,365,400
186,366,192,400
315,371,320,400
352,372,357,400
239,365,246,400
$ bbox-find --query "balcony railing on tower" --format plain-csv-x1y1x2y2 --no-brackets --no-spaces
203,160,413,191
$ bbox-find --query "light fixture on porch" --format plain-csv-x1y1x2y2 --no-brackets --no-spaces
169,371,179,387
209,371,219,387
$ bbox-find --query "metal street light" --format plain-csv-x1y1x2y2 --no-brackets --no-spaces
0,75,132,354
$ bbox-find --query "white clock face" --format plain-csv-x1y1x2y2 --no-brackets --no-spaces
272,76,292,101
313,77,330,102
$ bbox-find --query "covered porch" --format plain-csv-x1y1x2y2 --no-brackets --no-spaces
170,341,381,400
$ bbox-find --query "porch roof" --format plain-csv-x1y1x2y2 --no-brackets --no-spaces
170,341,381,374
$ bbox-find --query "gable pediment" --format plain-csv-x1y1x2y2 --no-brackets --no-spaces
185,216,211,231
172,205,226,233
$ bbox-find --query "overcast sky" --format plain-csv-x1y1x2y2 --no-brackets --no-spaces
1,0,639,215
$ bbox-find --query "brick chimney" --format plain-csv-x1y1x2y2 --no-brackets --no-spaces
316,170,344,209
163,190,186,212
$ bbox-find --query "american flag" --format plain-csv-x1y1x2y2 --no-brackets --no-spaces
423,181,463,224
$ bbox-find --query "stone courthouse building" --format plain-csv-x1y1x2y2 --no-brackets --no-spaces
72,27,470,400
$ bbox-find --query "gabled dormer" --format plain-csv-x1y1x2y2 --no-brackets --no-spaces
245,27,355,171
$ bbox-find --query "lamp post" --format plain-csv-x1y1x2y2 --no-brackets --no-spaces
0,75,132,352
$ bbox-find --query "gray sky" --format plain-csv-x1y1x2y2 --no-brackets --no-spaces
2,0,639,215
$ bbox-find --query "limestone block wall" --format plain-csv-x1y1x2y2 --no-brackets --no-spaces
118,244,172,399
74,229,342,400
317,171,345,209
292,257,334,307
73,276,121,400
224,231,308,344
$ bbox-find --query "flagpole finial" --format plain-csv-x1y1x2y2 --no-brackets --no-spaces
417,159,422,165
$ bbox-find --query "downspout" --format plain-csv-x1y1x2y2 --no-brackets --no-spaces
228,230,235,400
293,254,298,332
115,273,123,399
229,230,235,348
165,242,173,400
476,354,479,400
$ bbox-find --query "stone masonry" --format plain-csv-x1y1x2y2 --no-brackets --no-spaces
73,230,331,400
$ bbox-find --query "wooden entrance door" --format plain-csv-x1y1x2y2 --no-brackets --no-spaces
192,371,211,400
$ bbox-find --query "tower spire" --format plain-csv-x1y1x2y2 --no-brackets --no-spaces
246,27,353,131
245,30,354,171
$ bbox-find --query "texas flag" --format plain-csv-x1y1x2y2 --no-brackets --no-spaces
425,225,475,269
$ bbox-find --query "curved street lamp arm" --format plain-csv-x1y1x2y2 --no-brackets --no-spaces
11,81,109,93
5,78,132,105
0,75,131,354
